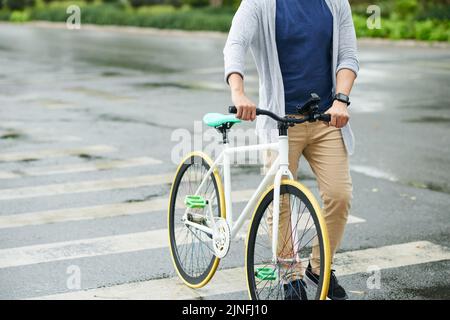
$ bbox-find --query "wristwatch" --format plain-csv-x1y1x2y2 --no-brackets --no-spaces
334,93,351,106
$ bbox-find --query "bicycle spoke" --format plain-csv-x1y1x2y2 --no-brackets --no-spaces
170,158,222,281
250,185,326,300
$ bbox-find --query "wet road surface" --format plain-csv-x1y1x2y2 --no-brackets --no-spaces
0,23,449,300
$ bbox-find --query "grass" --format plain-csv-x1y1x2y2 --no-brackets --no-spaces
0,2,448,41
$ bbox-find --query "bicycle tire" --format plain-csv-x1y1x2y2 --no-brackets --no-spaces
246,180,331,300
168,152,225,288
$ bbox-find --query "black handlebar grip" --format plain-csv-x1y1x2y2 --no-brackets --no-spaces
229,106,262,115
318,114,331,122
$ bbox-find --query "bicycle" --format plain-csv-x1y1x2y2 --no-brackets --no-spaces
168,93,332,300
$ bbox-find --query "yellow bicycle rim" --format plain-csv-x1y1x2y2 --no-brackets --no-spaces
167,151,226,289
245,179,331,300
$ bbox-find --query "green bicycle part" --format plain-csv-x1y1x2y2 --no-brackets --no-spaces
255,267,277,281
203,113,241,128
185,195,207,209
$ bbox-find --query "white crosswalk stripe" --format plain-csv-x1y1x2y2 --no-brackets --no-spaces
0,173,173,200
0,230,166,269
0,189,255,228
0,145,116,162
0,186,365,229
0,157,162,179
0,213,365,269
33,241,450,300
0,171,18,179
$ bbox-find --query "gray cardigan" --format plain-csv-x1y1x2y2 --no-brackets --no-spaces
223,0,359,155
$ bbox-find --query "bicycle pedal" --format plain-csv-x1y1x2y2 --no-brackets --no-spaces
185,195,207,209
255,267,277,281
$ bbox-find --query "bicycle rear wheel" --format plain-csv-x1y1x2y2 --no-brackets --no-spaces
246,180,331,300
168,152,225,288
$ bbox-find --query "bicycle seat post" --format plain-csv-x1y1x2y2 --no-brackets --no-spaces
215,122,234,145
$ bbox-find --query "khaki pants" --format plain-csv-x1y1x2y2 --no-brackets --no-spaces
265,118,352,278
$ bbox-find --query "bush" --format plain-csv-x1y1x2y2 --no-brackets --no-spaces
429,23,450,41
182,0,209,8
5,0,26,10
165,0,182,8
392,0,421,19
416,4,450,20
128,0,144,8
222,0,240,10
414,19,434,40
23,3,233,31
414,19,450,41
352,11,449,41
9,9,29,21
0,10,10,19
136,4,177,15
29,2,69,20
1,1,447,42
129,0,164,8
349,0,450,20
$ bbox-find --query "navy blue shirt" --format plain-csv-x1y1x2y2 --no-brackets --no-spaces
276,0,334,114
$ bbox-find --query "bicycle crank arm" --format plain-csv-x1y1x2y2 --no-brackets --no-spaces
183,219,214,236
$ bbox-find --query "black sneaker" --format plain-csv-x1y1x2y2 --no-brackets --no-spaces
283,279,308,300
305,263,348,300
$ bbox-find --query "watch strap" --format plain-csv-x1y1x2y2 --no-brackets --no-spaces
334,93,351,106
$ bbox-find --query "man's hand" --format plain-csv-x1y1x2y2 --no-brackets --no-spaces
325,100,350,128
232,92,257,121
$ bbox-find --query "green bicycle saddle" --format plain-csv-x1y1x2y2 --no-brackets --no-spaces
203,113,241,128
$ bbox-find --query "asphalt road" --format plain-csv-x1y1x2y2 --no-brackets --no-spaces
0,23,449,300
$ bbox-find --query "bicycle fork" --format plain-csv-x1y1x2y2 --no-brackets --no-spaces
271,136,301,266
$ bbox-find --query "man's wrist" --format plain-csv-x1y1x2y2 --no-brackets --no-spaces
333,92,351,106
231,88,245,97
333,100,348,107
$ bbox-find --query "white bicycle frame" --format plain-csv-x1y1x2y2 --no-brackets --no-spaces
183,135,299,263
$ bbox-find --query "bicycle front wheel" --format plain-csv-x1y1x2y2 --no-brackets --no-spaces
246,180,331,300
168,152,225,288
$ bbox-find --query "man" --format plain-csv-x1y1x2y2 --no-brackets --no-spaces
224,0,359,300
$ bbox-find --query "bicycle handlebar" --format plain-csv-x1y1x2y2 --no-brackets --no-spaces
228,106,331,124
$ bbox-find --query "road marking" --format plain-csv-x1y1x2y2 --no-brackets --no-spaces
0,145,116,162
33,241,450,300
235,214,365,241
0,230,168,269
0,214,364,268
350,165,398,182
0,173,173,201
0,189,253,229
0,188,364,228
0,172,18,179
0,157,162,179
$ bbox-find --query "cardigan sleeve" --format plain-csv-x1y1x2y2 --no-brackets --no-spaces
336,0,360,77
223,0,259,84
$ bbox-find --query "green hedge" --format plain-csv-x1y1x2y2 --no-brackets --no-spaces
25,3,233,31
0,2,448,41
353,15,450,41
350,0,450,20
